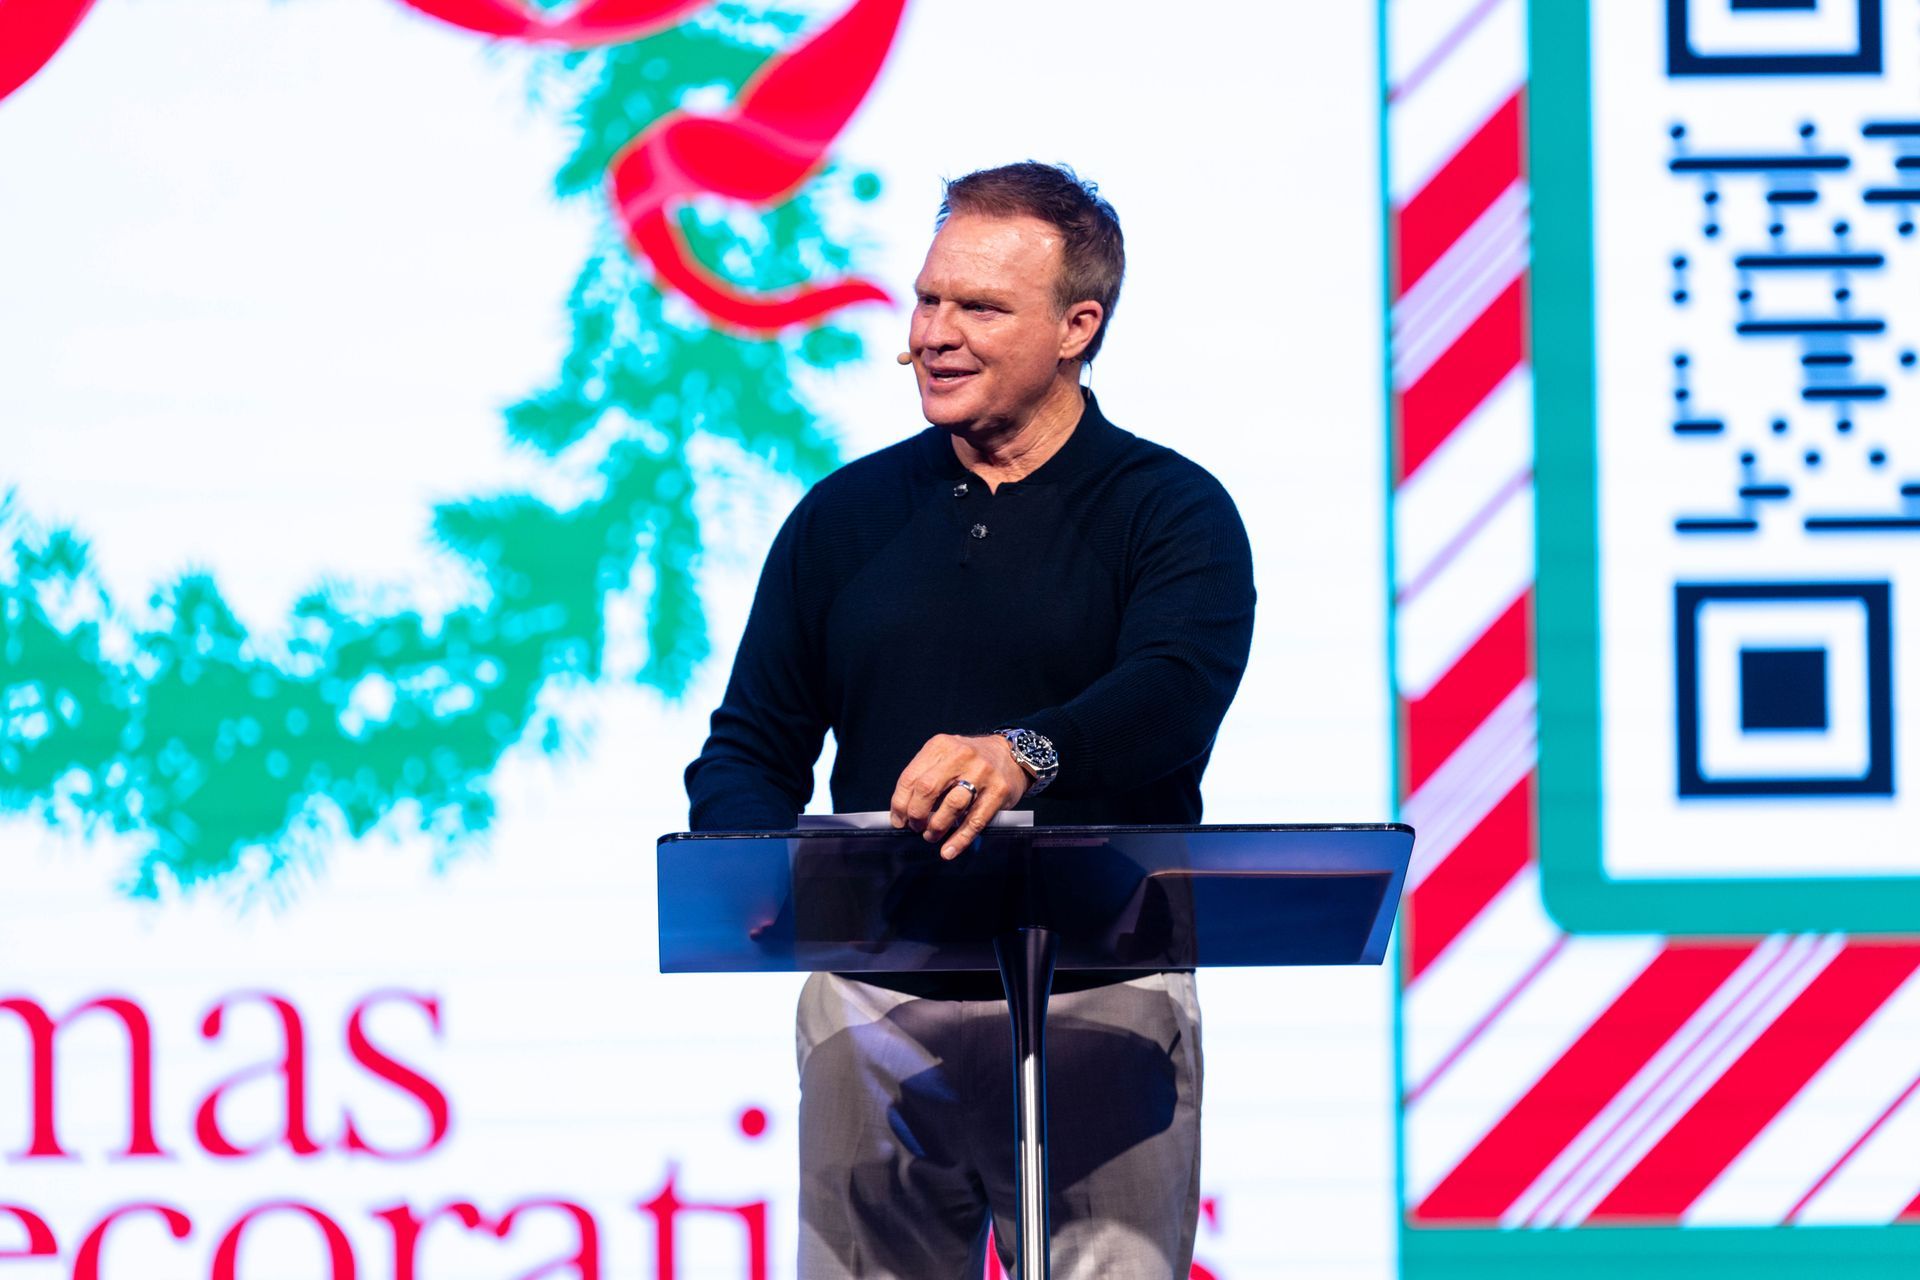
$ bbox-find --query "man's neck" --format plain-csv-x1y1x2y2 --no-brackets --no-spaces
948,375,1086,492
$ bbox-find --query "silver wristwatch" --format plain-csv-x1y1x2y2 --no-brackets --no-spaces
994,727,1059,796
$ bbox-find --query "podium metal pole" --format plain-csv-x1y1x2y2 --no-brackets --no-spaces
995,925,1057,1280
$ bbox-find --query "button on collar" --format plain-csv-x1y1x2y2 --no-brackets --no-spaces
952,482,969,498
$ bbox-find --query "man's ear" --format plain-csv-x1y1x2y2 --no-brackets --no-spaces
1058,300,1105,362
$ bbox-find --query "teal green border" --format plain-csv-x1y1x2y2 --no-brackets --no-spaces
1392,3,1920,1274
1378,0,1411,1272
1529,0,1920,936
1402,1225,1920,1278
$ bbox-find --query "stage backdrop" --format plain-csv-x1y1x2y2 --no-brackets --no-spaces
1388,1,1920,1276
1,2,1394,1277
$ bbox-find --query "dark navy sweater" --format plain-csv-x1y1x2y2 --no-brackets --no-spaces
686,390,1256,836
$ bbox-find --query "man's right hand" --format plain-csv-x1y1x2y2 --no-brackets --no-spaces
888,733,1031,860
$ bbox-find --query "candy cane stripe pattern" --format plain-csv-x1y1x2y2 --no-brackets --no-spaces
1386,0,1920,1247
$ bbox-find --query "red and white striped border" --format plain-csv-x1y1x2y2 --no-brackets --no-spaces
1386,0,1920,1231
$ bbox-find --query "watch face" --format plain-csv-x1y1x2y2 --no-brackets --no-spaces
1022,733,1058,772
1007,728,1057,774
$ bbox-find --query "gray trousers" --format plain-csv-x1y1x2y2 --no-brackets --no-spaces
795,971,1203,1279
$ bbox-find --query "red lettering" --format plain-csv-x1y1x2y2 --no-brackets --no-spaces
0,997,165,1159
373,1199,598,1280
342,991,450,1159
212,1203,354,1280
73,1203,191,1279
371,1202,483,1280
1191,1193,1222,1280
639,1169,766,1280
194,992,321,1158
497,1201,600,1280
0,1205,55,1259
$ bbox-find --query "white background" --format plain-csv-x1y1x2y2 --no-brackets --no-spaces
0,1,1393,1274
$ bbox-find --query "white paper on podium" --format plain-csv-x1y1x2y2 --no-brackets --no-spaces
795,811,1034,830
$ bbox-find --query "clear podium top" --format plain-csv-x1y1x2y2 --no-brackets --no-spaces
656,823,1413,974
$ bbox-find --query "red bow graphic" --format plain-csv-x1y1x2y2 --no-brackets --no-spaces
394,0,705,45
0,0,98,104
607,0,905,332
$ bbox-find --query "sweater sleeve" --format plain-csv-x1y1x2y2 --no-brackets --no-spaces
683,502,830,830
1017,470,1255,797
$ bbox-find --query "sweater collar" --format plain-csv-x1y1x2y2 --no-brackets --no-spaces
916,388,1117,488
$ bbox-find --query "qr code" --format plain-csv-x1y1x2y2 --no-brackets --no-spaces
1660,33,1915,799
1669,0,1885,78
1586,0,1919,881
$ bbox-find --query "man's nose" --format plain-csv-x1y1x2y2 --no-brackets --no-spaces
918,304,961,349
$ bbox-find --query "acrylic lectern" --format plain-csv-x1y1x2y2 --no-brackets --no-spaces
656,822,1413,1280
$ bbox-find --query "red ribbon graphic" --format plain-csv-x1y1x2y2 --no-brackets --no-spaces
0,0,98,104
607,0,905,332
394,0,706,45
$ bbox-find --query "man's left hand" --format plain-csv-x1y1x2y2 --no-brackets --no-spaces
889,733,1030,860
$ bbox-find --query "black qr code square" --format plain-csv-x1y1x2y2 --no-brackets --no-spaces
1669,0,1884,76
1675,582,1894,795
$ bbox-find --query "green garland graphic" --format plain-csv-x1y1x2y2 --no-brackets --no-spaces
0,3,874,902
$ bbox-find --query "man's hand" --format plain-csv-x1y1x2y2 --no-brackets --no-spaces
889,733,1030,860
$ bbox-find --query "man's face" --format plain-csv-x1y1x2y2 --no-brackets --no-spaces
908,213,1082,434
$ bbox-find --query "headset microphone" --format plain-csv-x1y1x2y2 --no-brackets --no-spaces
896,351,914,365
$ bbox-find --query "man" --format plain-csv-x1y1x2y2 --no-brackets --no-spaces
686,162,1255,1278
